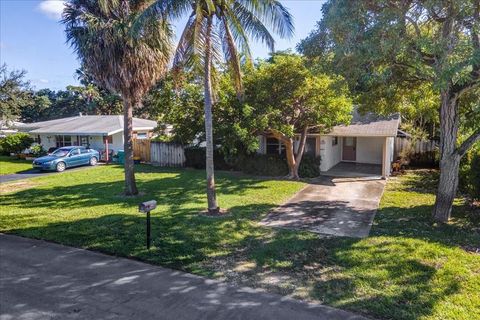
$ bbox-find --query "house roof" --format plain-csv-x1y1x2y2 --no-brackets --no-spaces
325,110,400,137
19,115,157,136
0,120,24,130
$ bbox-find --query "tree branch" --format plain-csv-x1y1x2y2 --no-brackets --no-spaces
455,128,480,157
452,0,480,95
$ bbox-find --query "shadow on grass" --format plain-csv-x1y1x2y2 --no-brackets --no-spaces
5,200,472,320
0,168,269,211
2,167,478,320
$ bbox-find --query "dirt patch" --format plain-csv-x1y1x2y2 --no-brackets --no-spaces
0,181,39,194
199,208,231,217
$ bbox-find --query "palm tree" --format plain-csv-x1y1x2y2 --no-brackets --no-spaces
139,0,294,213
63,0,173,195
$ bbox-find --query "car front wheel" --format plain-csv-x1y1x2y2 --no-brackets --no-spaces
56,162,66,172
89,156,98,166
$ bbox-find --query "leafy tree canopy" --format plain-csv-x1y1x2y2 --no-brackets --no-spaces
244,53,352,178
0,64,34,121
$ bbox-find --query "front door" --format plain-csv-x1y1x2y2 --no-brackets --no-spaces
342,137,356,161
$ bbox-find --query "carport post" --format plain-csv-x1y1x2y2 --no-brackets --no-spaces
382,137,387,179
104,137,109,163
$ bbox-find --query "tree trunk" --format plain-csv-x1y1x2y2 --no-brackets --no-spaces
283,138,296,178
203,17,219,213
270,128,309,180
292,127,309,179
123,99,138,196
432,90,460,222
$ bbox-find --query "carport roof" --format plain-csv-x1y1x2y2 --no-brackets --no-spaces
20,115,157,136
326,111,400,137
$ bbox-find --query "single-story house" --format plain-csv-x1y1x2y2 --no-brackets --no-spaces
18,115,157,156
257,111,401,178
0,120,24,137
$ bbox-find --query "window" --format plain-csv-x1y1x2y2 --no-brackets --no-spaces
136,132,148,139
79,136,89,147
344,137,355,147
103,135,113,144
332,136,338,146
70,148,80,156
52,148,69,157
80,148,90,154
305,138,317,156
56,135,72,148
266,137,285,155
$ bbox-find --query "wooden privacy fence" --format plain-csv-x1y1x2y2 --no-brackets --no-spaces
133,139,151,162
394,138,438,157
133,139,186,167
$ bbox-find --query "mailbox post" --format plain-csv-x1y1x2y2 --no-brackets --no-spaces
139,200,157,250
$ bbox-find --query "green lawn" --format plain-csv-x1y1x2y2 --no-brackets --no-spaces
0,165,478,320
0,156,33,175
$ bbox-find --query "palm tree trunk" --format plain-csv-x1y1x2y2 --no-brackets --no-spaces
432,90,460,222
203,16,219,213
123,99,138,196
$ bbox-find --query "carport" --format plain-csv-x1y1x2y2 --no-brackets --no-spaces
319,112,400,179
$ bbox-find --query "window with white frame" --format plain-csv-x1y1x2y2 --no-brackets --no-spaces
266,137,285,155
55,135,72,148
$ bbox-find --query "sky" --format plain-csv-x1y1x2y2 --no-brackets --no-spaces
0,0,325,91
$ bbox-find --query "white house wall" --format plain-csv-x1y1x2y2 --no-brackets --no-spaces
33,132,126,154
384,136,394,176
319,136,342,171
37,134,56,150
356,137,383,164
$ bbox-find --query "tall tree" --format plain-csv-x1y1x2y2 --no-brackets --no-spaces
0,64,34,122
245,54,352,179
139,0,294,213
63,0,172,195
299,0,480,222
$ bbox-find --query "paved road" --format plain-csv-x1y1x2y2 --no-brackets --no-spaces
0,234,367,320
261,176,385,238
0,165,97,183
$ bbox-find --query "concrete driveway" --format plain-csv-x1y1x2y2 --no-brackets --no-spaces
0,165,99,183
0,234,367,320
261,177,385,238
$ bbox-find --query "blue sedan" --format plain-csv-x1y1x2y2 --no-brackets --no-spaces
33,146,100,172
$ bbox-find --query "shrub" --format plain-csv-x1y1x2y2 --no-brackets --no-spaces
298,154,321,178
0,133,34,155
184,147,232,170
185,147,321,178
236,153,289,176
460,147,480,200
30,144,47,157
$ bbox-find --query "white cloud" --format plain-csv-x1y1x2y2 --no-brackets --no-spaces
39,79,49,84
38,1,66,20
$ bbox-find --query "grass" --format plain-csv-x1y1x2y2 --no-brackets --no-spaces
0,155,33,175
0,165,479,320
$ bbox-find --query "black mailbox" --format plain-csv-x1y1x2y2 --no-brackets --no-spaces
139,200,157,250
139,200,157,213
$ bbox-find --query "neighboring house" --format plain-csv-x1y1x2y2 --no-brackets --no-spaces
18,115,157,155
257,111,400,178
0,120,24,137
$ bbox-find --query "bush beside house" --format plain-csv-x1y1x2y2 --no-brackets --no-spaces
0,133,34,156
459,147,480,201
184,147,321,178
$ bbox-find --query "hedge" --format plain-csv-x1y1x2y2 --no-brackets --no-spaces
184,147,321,178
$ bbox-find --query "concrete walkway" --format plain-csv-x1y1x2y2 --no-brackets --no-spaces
0,234,367,320
261,177,385,238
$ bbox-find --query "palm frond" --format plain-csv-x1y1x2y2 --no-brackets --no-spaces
220,17,243,95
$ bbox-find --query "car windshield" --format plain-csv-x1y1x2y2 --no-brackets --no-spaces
51,149,70,157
